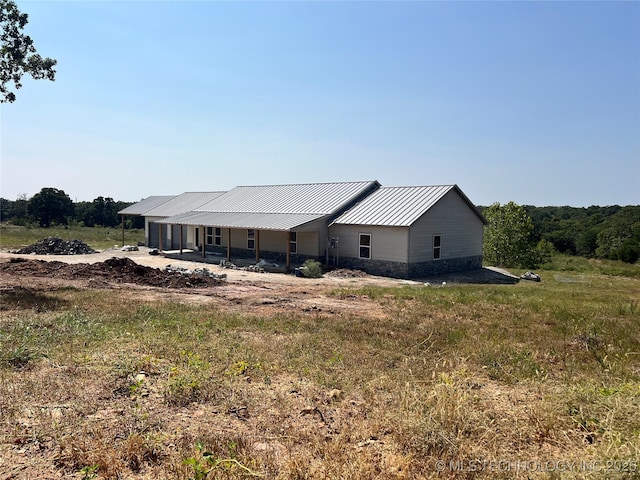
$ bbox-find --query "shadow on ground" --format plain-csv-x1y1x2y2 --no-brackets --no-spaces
417,267,521,285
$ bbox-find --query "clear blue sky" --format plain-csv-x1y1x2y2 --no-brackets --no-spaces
2,0,639,207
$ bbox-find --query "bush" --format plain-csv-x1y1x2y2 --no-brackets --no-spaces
301,259,323,278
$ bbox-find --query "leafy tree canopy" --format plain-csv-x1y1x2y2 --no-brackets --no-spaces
483,201,538,269
27,188,73,227
1,0,56,103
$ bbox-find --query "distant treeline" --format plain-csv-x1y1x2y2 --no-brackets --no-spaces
478,204,640,263
1,188,638,263
0,188,144,229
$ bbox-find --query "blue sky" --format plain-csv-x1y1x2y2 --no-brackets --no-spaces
1,0,639,207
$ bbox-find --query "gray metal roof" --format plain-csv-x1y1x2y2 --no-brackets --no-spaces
118,196,176,215
143,192,226,217
157,211,324,231
331,185,486,227
196,181,380,214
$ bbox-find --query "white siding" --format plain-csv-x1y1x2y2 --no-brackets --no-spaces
330,224,409,263
409,190,484,262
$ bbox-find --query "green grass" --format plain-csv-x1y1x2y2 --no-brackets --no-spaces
1,246,639,478
537,253,640,278
0,223,144,250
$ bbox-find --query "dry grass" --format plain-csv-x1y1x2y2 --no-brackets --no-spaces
1,268,639,479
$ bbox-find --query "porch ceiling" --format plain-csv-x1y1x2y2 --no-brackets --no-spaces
156,211,325,231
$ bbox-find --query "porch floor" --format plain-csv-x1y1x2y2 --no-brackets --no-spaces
160,249,293,273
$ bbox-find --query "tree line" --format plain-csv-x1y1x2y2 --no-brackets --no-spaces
0,188,144,229
1,188,638,265
480,202,640,267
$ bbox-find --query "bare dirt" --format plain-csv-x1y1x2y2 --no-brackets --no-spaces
0,246,517,317
0,247,415,318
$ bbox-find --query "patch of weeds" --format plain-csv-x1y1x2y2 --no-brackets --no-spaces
567,382,640,449
57,307,100,337
165,351,214,406
183,441,263,479
79,465,99,480
2,344,40,369
481,349,545,383
617,299,638,316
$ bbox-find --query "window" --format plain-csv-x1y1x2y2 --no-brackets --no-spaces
206,227,214,245
433,235,441,260
195,228,200,248
247,229,255,250
214,227,222,246
359,233,371,259
289,231,297,253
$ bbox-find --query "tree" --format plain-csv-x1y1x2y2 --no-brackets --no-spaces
27,188,73,227
1,0,56,103
483,201,538,268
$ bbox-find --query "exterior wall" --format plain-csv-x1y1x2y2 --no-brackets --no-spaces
329,190,484,278
180,227,323,266
328,225,409,263
146,217,168,248
408,190,484,263
171,225,186,249
409,255,483,278
326,224,409,277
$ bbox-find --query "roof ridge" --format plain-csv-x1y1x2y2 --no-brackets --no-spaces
234,180,378,188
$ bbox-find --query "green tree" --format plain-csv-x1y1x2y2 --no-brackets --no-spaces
595,206,640,263
1,0,56,103
483,201,538,268
27,188,73,227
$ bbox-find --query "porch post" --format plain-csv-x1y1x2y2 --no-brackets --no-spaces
255,230,260,263
286,231,291,272
201,226,205,258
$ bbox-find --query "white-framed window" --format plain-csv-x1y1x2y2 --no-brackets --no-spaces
433,234,442,260
289,231,297,254
214,227,222,246
247,229,255,250
195,227,200,248
359,233,371,259
206,227,214,245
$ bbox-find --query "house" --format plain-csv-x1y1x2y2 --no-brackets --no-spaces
118,181,486,279
329,185,487,278
118,192,225,248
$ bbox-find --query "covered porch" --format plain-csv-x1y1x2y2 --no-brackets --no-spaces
155,211,326,273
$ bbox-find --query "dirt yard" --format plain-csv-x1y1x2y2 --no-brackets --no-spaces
0,247,420,320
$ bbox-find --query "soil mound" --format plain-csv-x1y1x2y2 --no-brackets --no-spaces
0,257,223,288
14,237,96,255
325,268,369,278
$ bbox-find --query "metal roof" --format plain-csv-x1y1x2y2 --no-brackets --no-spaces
331,185,486,227
143,192,226,217
157,211,324,231
196,181,380,214
118,196,176,215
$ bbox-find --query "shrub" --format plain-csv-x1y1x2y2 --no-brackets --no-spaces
301,259,323,278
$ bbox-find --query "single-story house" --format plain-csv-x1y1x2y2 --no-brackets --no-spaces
118,181,487,279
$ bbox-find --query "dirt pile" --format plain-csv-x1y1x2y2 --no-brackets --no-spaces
14,237,96,255
325,268,370,278
0,257,224,288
